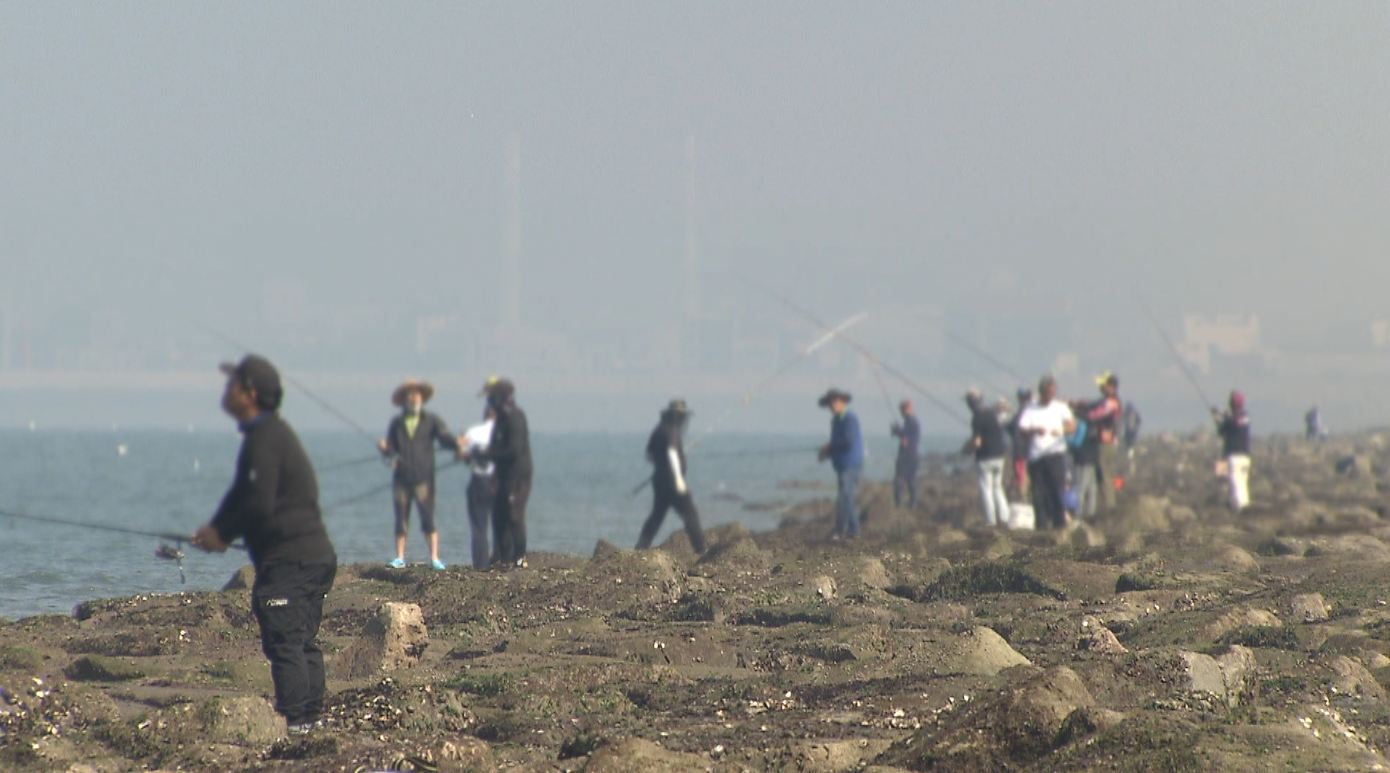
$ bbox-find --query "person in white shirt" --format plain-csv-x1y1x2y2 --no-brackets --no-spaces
458,407,497,570
1017,375,1076,529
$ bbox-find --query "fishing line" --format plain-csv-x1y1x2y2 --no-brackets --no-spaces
1136,296,1215,413
628,311,868,496
739,276,968,425
201,326,381,450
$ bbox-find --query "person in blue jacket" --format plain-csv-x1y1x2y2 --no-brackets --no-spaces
817,388,864,539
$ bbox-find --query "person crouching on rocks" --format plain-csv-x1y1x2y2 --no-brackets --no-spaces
636,399,707,554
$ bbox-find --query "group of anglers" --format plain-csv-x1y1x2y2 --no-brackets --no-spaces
186,352,1255,736
817,370,1255,537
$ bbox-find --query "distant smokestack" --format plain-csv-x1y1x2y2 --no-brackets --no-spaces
503,135,523,328
684,134,698,320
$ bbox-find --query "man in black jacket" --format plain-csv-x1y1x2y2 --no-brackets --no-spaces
636,399,706,554
192,355,336,736
378,379,459,570
466,377,532,568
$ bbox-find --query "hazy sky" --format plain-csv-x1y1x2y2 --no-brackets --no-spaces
4,3,1390,433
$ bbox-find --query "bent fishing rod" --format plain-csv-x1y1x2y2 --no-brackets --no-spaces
0,506,245,584
628,311,869,496
739,276,968,426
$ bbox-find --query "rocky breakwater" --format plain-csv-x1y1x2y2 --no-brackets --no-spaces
5,431,1390,770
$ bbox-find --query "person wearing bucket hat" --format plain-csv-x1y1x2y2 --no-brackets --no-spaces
817,388,863,539
1212,390,1252,512
378,378,459,570
635,399,707,554
466,377,532,568
193,355,336,735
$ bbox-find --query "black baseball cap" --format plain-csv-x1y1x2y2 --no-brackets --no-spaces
220,354,283,411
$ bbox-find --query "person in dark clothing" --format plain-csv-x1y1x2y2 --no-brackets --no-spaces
891,400,921,509
193,355,336,736
636,399,707,554
378,379,459,571
966,390,1010,526
458,406,497,570
817,387,864,539
1213,390,1252,512
467,377,533,568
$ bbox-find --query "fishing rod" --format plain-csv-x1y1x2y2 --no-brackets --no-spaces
201,326,381,450
628,311,869,496
0,506,245,584
316,446,456,474
320,459,467,511
739,276,968,426
942,328,1025,391
868,358,897,416
1136,296,1216,414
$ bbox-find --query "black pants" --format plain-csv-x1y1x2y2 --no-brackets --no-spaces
1028,454,1068,530
392,480,435,536
252,560,336,723
894,458,918,509
467,474,496,570
493,474,531,564
636,483,706,553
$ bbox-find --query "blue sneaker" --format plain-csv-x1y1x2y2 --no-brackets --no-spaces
431,558,446,571
388,557,406,569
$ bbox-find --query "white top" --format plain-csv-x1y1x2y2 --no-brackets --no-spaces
463,420,495,476
1017,400,1074,460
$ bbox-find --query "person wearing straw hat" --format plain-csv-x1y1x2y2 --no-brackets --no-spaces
817,387,864,539
378,378,459,570
636,399,707,554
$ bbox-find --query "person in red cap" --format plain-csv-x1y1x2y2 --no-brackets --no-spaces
1213,390,1252,512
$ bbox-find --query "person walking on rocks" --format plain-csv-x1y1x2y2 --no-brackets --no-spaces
458,405,497,570
636,399,707,554
817,388,864,539
1214,390,1252,512
891,400,921,509
468,377,533,568
1018,375,1075,530
192,355,337,736
966,389,1010,527
379,379,459,571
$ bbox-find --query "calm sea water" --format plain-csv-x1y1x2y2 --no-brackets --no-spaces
0,428,945,620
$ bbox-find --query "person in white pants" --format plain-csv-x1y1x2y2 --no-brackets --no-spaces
965,390,1010,526
1213,390,1252,512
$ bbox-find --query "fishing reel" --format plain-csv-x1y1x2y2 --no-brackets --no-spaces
155,542,187,584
